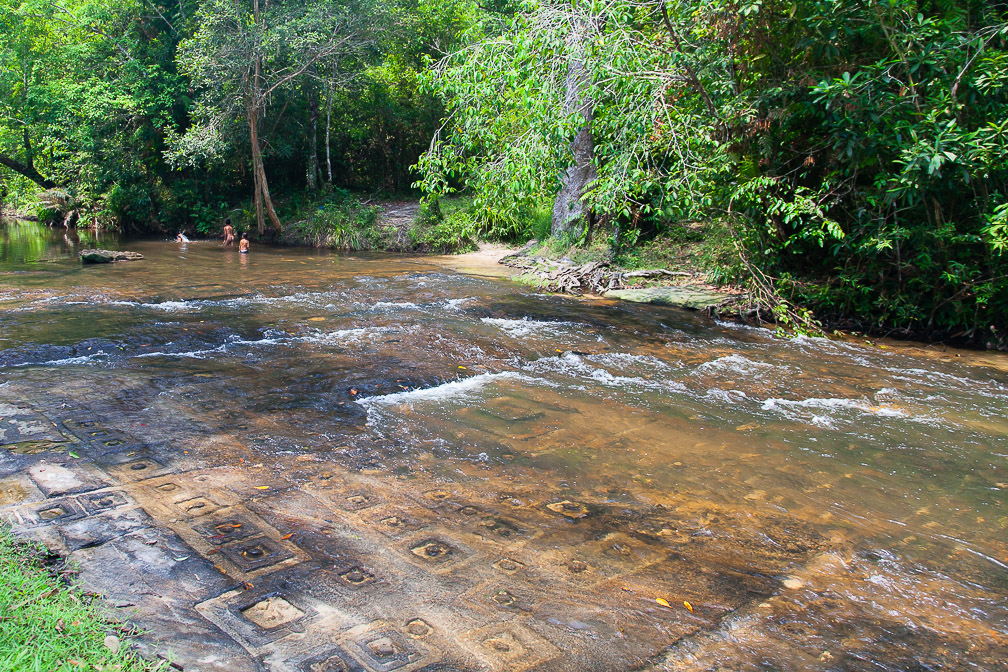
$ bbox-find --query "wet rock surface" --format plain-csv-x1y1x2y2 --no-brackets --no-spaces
3,390,1005,672
79,248,144,263
1,237,1006,671
606,285,731,310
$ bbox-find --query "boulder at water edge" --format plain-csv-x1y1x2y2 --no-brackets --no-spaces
79,249,144,263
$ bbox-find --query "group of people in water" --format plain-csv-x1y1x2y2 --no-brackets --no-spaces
175,218,249,252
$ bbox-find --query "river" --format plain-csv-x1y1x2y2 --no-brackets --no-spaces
1,220,1006,671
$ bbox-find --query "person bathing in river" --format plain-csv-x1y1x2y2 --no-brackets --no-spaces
239,232,250,253
222,218,235,247
176,230,190,243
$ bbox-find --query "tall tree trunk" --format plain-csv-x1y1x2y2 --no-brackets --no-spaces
307,82,319,192
551,19,596,237
325,78,333,184
249,102,265,235
249,0,281,234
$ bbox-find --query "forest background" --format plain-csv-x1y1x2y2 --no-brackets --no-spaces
1,0,1006,346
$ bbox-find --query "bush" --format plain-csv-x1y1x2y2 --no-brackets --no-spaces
408,208,477,253
286,191,384,250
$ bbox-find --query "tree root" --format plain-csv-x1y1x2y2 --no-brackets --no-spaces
499,253,702,295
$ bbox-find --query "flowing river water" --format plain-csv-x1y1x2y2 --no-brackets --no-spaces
1,220,1006,671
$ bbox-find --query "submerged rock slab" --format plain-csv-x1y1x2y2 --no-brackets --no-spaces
607,284,731,310
79,249,143,263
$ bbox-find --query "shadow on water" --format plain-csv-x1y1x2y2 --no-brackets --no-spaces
0,223,1006,671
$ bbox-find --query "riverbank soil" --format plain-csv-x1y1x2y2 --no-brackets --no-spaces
1,231,1006,671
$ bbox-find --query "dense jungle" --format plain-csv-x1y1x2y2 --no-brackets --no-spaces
1,0,1007,344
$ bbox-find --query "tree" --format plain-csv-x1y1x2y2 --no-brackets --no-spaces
172,0,376,234
418,0,1008,342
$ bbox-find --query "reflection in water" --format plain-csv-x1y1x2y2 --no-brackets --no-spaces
0,217,116,265
0,227,1006,671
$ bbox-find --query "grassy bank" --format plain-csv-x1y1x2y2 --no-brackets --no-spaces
0,527,161,672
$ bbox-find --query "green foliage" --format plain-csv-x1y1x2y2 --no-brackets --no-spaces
409,209,477,252
1,0,473,233
419,0,1008,344
286,190,385,249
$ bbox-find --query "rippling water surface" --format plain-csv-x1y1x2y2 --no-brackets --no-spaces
1,222,1006,671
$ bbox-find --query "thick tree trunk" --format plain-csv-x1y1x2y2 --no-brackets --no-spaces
307,84,319,192
551,24,596,237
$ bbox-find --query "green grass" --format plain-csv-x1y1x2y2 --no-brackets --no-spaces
0,527,163,672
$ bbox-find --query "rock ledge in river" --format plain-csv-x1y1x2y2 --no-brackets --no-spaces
79,249,144,263
606,285,730,310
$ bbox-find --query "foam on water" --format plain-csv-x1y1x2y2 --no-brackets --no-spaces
696,353,779,376
291,326,391,346
443,297,475,311
759,395,931,429
132,326,392,361
370,301,421,312
357,371,528,411
134,343,229,360
526,351,688,396
11,351,108,367
482,316,580,339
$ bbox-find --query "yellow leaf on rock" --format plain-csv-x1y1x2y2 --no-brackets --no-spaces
684,601,694,612
656,598,670,608
254,486,269,490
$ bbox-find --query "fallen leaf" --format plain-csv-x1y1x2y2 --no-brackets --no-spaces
68,660,84,668
253,486,269,490
173,556,189,562
231,523,243,528
281,533,293,540
350,388,358,395
458,366,466,370
104,634,121,654
656,598,671,608
241,581,254,590
684,601,693,612
56,618,65,632
621,586,634,593
68,451,80,459
308,317,326,322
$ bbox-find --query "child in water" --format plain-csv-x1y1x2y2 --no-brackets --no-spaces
239,232,250,253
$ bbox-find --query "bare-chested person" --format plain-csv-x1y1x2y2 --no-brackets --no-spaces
239,232,250,254
222,218,235,247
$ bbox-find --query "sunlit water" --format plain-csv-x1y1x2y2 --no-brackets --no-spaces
1,221,1006,671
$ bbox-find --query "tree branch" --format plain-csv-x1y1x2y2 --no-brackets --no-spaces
0,153,58,189
659,1,716,116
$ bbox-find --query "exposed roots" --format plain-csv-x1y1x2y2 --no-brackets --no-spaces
500,253,701,295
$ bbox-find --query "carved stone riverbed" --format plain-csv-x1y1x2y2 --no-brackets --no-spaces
1,222,1006,671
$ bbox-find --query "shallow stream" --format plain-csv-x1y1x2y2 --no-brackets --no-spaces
1,221,1006,671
